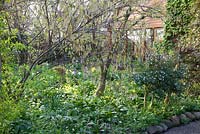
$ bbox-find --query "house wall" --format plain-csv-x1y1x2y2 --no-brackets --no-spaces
128,0,166,45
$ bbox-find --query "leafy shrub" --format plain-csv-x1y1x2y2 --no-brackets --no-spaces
65,69,83,85
0,96,26,133
133,55,187,98
185,83,200,97
2,64,200,134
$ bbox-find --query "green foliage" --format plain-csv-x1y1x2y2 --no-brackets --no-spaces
0,1,199,133
0,14,25,62
133,55,187,97
164,0,193,50
0,63,199,134
0,98,26,134
0,13,28,133
180,0,200,83
0,13,25,93
185,83,200,97
24,64,61,100
163,0,199,86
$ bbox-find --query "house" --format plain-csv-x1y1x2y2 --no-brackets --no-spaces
128,0,166,46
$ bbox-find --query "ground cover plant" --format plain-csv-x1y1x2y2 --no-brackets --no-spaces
0,63,200,134
0,0,200,134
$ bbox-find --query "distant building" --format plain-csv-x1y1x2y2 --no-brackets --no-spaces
128,0,166,46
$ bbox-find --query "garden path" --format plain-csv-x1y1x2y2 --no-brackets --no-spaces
161,120,200,134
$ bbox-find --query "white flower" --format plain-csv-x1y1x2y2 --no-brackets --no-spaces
72,71,76,75
39,105,45,111
56,114,62,119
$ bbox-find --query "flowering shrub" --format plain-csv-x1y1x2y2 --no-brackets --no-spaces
133,55,187,97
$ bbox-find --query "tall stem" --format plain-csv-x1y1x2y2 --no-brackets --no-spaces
164,92,171,105
144,88,148,108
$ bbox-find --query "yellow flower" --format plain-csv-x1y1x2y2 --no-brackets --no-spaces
91,67,96,72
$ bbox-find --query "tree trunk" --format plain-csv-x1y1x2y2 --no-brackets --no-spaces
96,64,108,96
44,0,52,47
96,17,113,97
96,55,111,97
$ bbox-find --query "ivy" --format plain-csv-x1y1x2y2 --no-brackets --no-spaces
163,0,194,50
163,0,200,83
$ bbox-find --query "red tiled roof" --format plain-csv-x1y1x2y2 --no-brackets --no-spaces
144,17,164,28
115,0,166,30
132,0,166,29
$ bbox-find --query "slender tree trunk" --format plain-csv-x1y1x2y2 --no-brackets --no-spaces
96,57,111,97
44,0,52,47
96,19,113,97
96,64,108,96
96,54,111,96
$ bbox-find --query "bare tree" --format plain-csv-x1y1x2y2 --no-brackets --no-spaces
2,0,164,96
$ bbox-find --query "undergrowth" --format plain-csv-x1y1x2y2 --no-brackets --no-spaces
0,64,199,134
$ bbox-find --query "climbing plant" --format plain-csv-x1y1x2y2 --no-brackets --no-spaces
163,0,193,50
182,0,200,83
163,0,199,84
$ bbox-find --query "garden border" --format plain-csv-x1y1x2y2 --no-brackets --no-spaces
143,111,200,134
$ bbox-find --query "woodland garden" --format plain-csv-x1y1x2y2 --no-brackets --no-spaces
0,0,200,133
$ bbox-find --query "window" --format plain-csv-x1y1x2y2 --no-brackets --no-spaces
155,28,164,41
